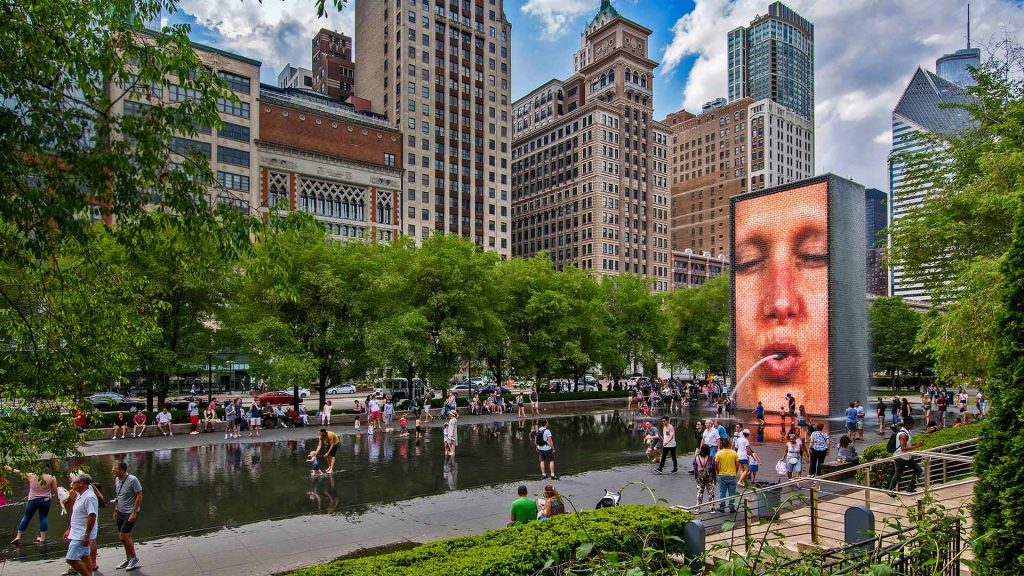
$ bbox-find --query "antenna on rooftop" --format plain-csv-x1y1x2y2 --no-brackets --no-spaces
967,2,971,49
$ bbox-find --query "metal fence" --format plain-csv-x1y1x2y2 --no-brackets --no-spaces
671,438,978,572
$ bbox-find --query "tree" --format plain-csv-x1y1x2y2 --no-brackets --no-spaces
0,225,157,466
973,187,1024,576
869,296,928,388
915,258,1000,384
106,215,235,410
492,255,555,386
403,234,502,390
0,1,239,466
887,44,1024,380
230,213,376,411
599,274,666,389
665,274,730,377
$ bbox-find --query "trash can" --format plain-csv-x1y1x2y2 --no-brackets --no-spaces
755,481,781,519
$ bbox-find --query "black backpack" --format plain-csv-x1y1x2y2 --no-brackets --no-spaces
535,429,547,447
886,432,899,453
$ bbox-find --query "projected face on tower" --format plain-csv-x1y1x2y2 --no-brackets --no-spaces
732,182,830,416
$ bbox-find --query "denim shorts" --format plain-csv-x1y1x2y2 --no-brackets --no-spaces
66,540,90,560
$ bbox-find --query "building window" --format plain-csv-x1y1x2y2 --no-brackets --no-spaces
218,71,251,94
217,170,250,192
170,137,211,160
216,97,250,119
384,153,396,167
218,121,250,143
217,145,249,167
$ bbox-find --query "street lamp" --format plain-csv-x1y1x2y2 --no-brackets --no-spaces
207,353,214,404
226,360,235,395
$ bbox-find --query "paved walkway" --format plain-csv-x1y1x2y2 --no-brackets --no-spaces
1,402,904,576
0,462,708,576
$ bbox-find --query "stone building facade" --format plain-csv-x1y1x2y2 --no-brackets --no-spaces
510,0,670,290
257,86,402,243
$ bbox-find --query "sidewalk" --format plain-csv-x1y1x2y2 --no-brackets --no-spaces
0,461,708,576
78,399,629,457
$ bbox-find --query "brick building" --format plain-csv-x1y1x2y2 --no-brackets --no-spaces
664,98,751,257
510,1,671,290
257,85,402,242
671,249,729,288
663,96,812,257
312,29,355,102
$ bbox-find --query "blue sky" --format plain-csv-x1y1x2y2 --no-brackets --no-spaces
168,0,1024,190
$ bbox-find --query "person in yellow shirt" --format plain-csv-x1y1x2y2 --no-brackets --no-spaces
714,437,740,513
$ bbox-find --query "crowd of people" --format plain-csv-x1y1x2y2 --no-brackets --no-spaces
4,462,143,576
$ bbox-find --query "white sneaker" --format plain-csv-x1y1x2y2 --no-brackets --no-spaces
190,431,199,435
125,557,140,571
169,432,173,436
116,558,131,570
224,433,229,439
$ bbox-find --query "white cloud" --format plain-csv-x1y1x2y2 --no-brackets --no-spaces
175,0,355,83
660,0,1024,189
521,0,598,39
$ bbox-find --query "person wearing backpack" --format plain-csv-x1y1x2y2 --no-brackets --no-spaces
693,445,716,510
535,420,557,480
888,416,925,491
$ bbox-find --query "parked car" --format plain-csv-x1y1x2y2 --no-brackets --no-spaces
450,382,472,397
256,390,298,405
326,383,357,395
164,395,207,410
87,392,145,412
479,384,511,396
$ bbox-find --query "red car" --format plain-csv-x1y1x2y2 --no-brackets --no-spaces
256,390,298,405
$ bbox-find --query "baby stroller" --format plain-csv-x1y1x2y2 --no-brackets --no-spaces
595,489,621,509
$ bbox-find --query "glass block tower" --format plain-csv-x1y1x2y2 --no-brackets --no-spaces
727,2,814,122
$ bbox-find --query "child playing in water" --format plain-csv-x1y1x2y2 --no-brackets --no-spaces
415,417,423,437
307,451,322,475
399,415,408,436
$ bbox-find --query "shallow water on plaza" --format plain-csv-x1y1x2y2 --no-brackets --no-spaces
0,408,845,558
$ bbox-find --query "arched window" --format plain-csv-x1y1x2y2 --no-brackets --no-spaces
625,68,631,82
632,72,639,84
600,73,606,87
641,74,648,88
592,80,598,92
608,68,615,82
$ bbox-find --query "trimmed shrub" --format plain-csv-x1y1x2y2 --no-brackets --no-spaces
857,423,983,486
288,505,693,576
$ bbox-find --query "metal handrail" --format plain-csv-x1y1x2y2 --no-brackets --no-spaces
672,437,979,515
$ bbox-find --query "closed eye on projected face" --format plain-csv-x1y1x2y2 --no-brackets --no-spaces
733,226,828,276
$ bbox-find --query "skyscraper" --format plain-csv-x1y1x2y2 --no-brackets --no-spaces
312,29,355,102
865,187,887,296
510,0,671,290
888,68,973,301
663,95,813,256
936,4,981,88
727,1,814,122
354,0,512,254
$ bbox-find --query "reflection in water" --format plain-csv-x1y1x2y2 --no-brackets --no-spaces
0,411,655,553
0,409,839,563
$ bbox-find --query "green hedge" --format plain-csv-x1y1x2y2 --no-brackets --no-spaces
857,423,983,486
288,505,692,576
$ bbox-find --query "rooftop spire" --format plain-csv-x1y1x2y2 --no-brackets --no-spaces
966,2,971,49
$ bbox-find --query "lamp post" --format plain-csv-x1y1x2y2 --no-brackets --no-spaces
226,360,235,395
207,353,214,404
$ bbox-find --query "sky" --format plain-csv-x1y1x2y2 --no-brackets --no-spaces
167,0,1024,190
